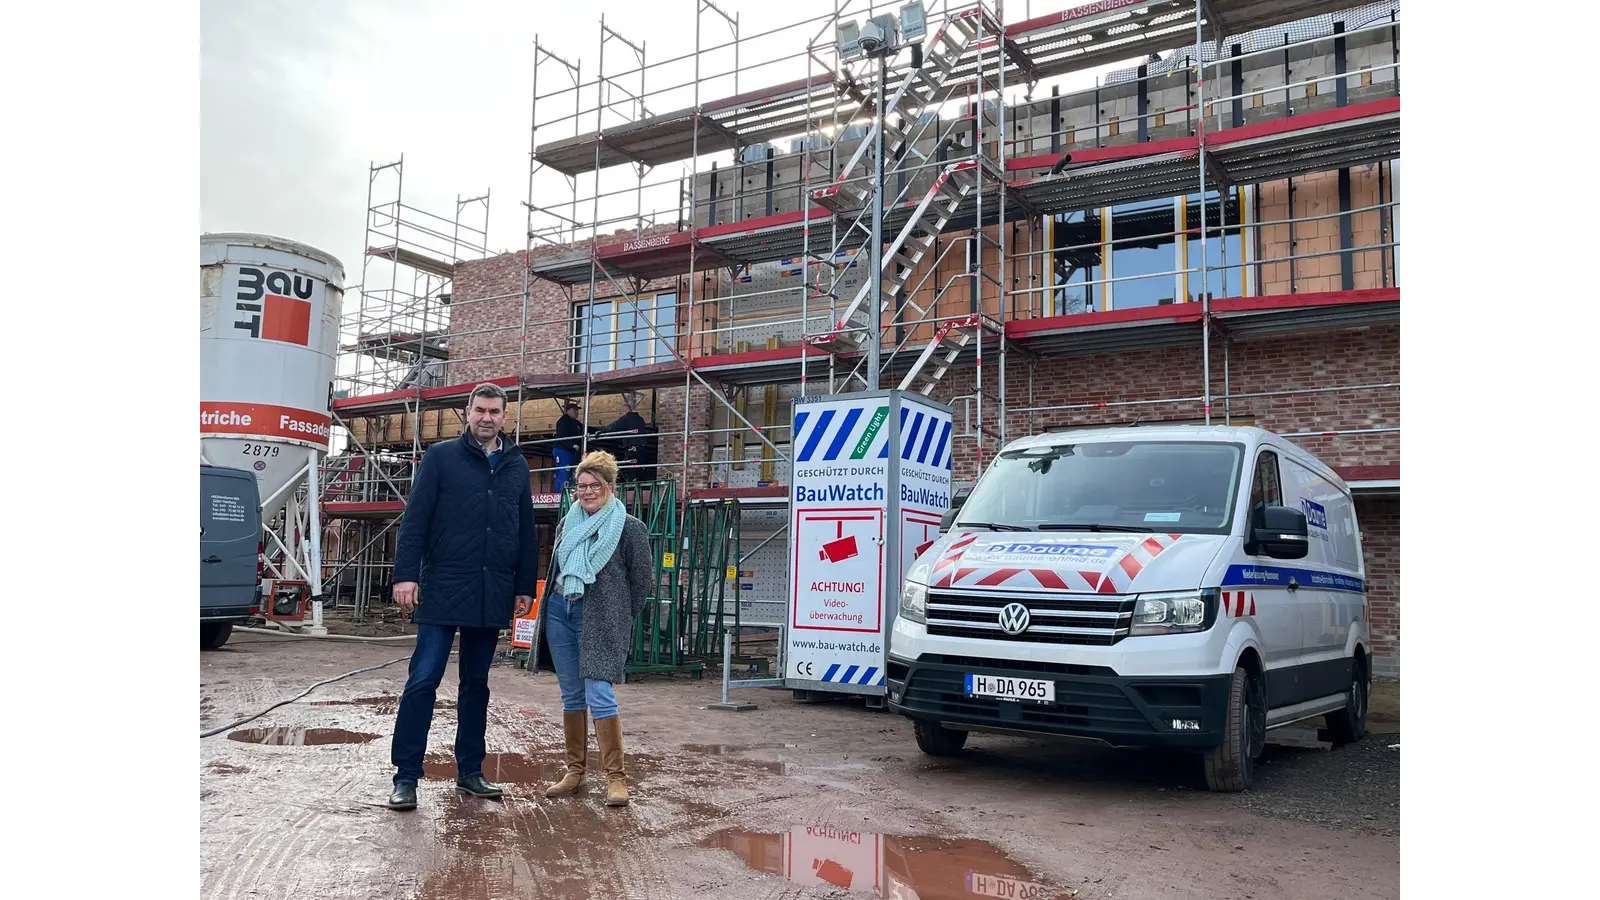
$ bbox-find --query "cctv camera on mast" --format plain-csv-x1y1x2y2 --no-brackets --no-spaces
835,2,926,61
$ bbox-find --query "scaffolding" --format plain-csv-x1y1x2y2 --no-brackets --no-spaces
321,157,492,619
324,0,1402,630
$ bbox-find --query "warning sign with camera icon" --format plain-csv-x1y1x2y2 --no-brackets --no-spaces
792,508,883,634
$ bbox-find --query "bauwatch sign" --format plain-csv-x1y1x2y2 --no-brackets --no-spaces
785,390,953,698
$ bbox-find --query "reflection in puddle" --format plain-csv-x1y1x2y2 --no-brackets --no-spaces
702,826,1075,899
422,752,558,785
681,742,798,754
744,759,793,776
309,695,455,713
227,727,379,746
412,788,643,900
416,745,766,787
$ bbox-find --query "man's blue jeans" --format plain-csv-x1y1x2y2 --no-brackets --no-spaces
391,624,501,786
544,590,618,720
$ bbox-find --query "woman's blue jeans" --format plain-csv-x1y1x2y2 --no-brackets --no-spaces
544,590,618,720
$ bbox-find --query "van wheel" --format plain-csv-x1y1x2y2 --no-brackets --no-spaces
914,719,968,757
1203,666,1262,793
1325,656,1369,746
201,622,233,650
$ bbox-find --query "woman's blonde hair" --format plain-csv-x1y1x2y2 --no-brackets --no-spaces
574,450,619,488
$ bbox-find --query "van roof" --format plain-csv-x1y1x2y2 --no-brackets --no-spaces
1001,424,1348,491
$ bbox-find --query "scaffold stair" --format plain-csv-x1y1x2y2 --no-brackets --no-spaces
808,159,980,354
320,455,366,502
898,314,993,397
810,5,1002,214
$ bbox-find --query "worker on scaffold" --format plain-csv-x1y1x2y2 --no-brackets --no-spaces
553,398,586,495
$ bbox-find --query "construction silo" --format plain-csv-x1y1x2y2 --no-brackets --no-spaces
200,233,345,629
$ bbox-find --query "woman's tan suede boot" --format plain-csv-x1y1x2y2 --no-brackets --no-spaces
594,714,629,807
544,710,588,798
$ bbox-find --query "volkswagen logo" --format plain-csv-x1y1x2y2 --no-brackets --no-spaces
998,602,1031,636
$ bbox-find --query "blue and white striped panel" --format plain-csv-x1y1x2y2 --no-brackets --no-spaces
795,404,893,463
819,663,885,686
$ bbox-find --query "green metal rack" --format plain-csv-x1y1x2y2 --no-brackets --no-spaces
681,498,772,674
681,498,739,660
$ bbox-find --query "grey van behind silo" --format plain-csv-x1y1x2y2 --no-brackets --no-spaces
200,464,262,649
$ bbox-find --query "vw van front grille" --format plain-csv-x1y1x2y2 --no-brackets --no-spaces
925,590,1135,646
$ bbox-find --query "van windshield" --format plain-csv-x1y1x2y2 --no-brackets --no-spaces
955,440,1244,534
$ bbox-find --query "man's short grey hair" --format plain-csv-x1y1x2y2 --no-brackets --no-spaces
469,382,508,408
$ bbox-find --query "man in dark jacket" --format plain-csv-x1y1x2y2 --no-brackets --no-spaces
385,383,538,811
552,399,586,494
601,391,658,482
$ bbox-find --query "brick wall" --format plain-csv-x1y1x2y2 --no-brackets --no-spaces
1256,161,1395,296
1357,494,1399,676
928,323,1399,483
448,227,717,496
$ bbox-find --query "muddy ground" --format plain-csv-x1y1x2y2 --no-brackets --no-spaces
200,635,1399,900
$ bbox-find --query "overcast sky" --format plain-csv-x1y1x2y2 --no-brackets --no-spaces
202,0,548,278
200,1,1113,287
201,0,861,279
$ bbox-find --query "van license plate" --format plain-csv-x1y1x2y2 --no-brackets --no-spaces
965,674,1054,703
966,872,1053,899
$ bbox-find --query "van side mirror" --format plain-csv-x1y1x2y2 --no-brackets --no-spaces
939,508,959,532
1252,505,1309,560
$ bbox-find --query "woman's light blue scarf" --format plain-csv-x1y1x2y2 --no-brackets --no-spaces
555,494,625,600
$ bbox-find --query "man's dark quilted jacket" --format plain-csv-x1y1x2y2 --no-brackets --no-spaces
392,433,538,629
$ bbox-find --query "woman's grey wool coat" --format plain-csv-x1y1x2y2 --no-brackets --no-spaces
534,514,654,684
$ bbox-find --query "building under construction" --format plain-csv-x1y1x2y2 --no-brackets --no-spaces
322,0,1401,676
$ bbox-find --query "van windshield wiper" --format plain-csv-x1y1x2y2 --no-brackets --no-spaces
1037,523,1153,533
955,521,1030,532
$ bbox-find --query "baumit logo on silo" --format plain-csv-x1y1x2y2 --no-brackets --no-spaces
204,263,331,446
231,265,317,345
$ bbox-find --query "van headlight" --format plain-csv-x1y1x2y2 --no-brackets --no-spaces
1129,589,1216,635
900,581,928,624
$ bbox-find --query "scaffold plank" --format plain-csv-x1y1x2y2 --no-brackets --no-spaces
366,245,455,279
531,99,1395,289
1005,288,1399,357
538,1,1347,179
323,501,405,520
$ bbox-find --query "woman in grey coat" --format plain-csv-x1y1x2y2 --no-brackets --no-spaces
533,450,653,807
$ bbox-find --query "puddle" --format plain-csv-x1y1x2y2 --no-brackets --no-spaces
206,762,250,775
415,794,640,899
702,826,1077,899
681,739,793,752
423,752,559,785
743,759,793,775
227,727,380,746
309,695,454,713
413,738,789,785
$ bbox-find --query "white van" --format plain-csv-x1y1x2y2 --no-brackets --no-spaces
885,425,1371,792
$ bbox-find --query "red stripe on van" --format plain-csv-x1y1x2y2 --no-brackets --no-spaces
976,568,1021,587
1118,555,1144,580
1031,569,1069,590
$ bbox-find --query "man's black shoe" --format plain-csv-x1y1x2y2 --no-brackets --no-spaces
387,782,418,811
456,775,504,799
